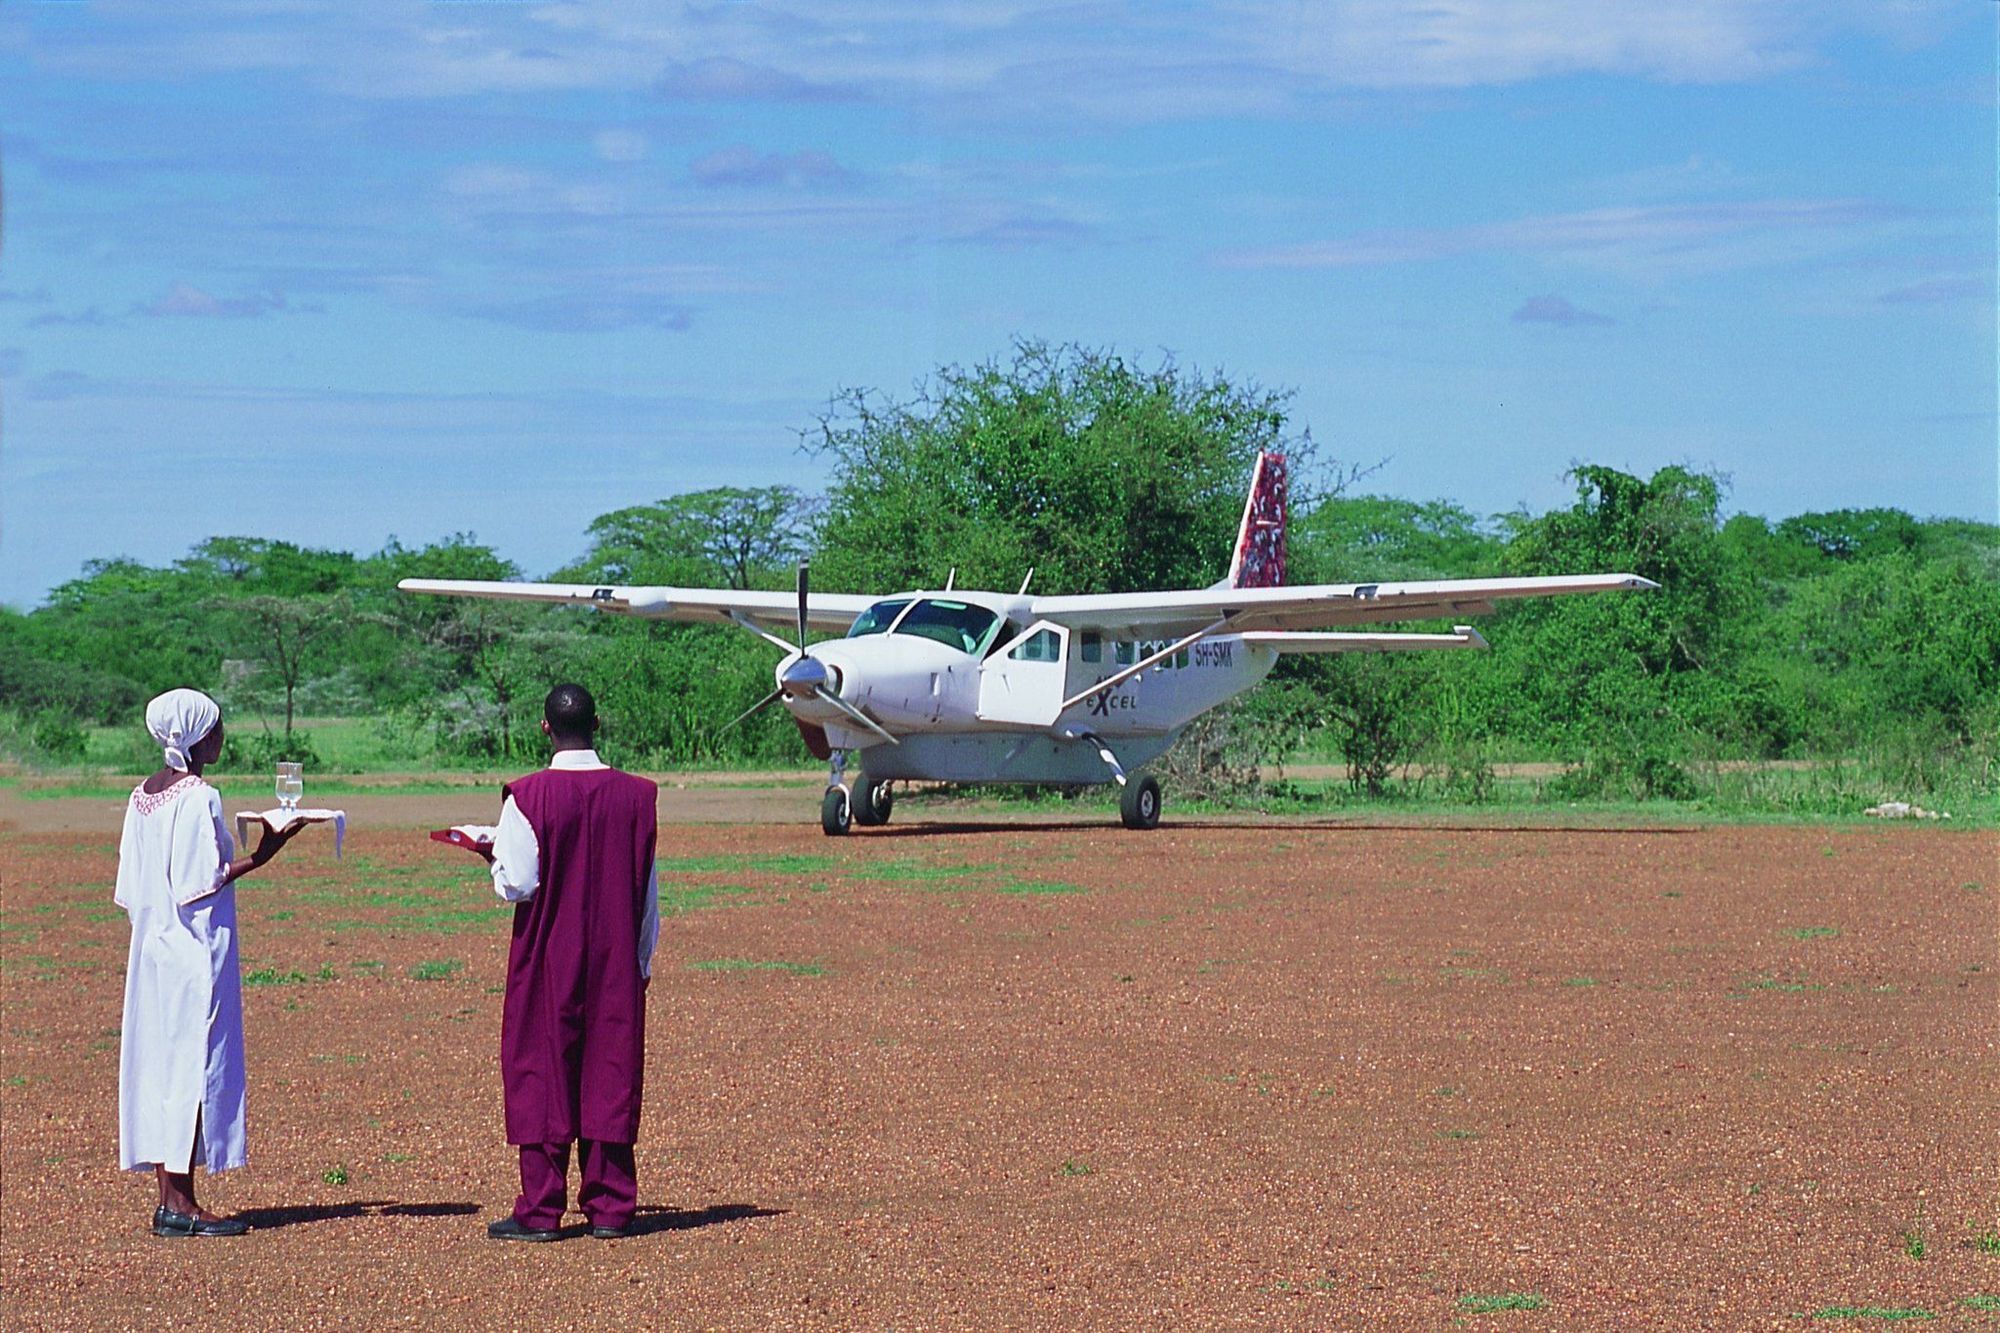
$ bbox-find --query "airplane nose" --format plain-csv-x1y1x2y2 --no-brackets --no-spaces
780,654,836,699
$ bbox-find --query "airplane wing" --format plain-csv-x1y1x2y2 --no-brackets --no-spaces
396,579,878,633
1030,573,1657,635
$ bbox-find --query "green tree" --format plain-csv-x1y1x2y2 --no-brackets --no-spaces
214,593,356,740
562,487,819,589
807,340,1318,596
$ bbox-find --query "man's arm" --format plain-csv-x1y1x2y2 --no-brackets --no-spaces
489,796,540,902
637,859,659,979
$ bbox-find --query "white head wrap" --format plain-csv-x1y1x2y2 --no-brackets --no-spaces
145,688,221,772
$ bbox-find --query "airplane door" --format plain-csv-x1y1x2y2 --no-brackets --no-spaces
977,621,1071,727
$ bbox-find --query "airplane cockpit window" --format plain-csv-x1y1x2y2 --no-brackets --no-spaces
846,600,911,637
892,598,1001,654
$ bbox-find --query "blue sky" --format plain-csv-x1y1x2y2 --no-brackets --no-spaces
1,1,1992,606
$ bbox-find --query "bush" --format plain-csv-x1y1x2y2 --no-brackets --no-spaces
30,711,88,763
220,728,323,773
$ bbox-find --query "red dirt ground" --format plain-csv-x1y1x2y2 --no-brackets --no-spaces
3,807,1996,1329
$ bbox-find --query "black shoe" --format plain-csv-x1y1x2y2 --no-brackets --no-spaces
590,1222,634,1239
487,1216,561,1243
152,1206,249,1237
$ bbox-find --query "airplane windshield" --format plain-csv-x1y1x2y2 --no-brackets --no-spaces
846,600,911,638
893,599,1001,654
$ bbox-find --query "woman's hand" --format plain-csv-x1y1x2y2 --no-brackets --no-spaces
224,819,303,884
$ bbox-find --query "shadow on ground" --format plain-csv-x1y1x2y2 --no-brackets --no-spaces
860,819,1701,838
615,1203,786,1237
235,1200,480,1230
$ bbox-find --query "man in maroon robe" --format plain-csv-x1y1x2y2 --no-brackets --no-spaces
480,683,659,1241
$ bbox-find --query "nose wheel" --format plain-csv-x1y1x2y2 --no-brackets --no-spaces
821,786,852,836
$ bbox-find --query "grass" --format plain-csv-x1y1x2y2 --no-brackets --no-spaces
658,882,762,916
1057,1158,1094,1178
1803,1307,1936,1321
1786,926,1842,941
244,967,311,987
321,1163,350,1186
1974,1227,2000,1256
1456,1292,1544,1313
656,853,839,875
688,958,824,976
1962,1295,2000,1312
408,959,463,982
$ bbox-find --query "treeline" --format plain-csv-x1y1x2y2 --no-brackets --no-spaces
3,342,1995,806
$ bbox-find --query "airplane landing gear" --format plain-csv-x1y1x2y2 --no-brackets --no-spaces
821,787,852,836
853,778,894,827
1120,774,1162,830
821,749,852,837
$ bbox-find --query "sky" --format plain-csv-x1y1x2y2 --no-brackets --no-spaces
1,1,1993,607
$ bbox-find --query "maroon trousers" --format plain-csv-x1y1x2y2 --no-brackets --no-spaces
514,1140,637,1230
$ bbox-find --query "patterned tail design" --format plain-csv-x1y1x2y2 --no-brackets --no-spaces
1226,452,1287,589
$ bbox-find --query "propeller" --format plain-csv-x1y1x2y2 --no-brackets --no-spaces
717,561,898,748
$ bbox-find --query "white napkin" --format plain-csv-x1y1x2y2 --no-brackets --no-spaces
450,824,498,845
236,809,347,859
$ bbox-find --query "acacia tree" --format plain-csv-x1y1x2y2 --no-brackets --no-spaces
219,593,354,741
805,340,1327,596
564,487,819,589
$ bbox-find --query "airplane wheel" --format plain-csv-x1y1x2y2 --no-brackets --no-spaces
853,779,894,827
1120,775,1162,830
821,787,852,836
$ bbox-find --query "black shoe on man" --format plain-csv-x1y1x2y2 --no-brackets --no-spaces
487,1216,561,1243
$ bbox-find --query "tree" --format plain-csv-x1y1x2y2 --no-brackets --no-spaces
806,340,1323,596
217,593,354,740
561,487,819,589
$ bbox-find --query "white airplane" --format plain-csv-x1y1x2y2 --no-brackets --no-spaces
401,454,1655,833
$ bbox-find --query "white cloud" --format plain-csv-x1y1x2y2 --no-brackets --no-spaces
690,145,853,188
1512,294,1614,327
1216,198,1916,277
5,1,1970,116
593,128,649,163
134,282,298,318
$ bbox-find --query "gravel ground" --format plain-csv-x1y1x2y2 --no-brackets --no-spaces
2,814,1996,1330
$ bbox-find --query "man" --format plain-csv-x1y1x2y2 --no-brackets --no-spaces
479,683,660,1241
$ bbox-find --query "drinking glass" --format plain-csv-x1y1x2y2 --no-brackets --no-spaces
275,762,304,814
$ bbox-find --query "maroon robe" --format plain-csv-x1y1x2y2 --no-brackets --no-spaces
499,766,659,1146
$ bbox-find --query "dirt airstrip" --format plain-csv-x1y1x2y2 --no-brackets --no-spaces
2,784,1996,1329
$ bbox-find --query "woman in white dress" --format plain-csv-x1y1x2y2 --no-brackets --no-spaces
117,688,300,1237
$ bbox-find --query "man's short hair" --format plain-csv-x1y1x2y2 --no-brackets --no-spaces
544,683,597,742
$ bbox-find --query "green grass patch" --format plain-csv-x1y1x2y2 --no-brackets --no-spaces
1057,1158,1094,1178
321,1162,350,1185
656,853,840,875
659,882,761,916
1561,976,1598,987
1962,1295,2000,1312
1457,1292,1544,1313
992,878,1088,896
1803,1306,1936,1321
1973,1227,2000,1256
244,967,310,987
1786,926,1841,941
687,958,823,977
408,959,463,982
851,859,995,883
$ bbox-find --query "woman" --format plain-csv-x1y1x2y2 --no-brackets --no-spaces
116,688,299,1237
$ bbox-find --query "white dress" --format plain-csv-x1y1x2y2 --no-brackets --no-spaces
115,775,247,1174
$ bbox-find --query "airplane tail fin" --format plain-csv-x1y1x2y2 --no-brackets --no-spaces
1223,451,1287,589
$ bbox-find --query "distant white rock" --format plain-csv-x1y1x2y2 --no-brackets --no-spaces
1863,801,1951,821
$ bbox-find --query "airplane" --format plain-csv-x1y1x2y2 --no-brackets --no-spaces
400,454,1656,834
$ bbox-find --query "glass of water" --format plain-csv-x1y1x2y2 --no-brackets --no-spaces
275,762,304,813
